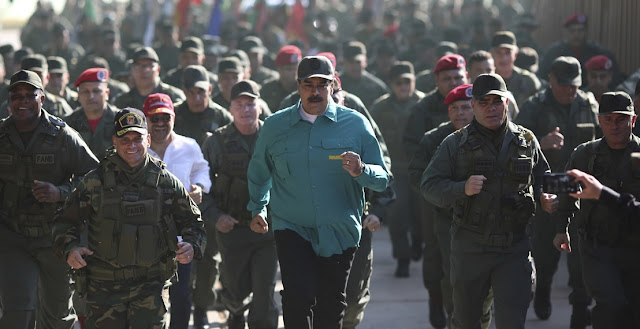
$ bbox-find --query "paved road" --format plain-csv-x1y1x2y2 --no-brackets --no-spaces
199,225,578,329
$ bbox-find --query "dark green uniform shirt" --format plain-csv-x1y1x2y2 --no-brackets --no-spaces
403,88,448,157
173,100,233,146
504,66,541,106
64,104,119,160
113,82,185,110
339,70,390,109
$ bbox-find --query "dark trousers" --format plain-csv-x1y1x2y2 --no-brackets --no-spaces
169,262,192,329
275,229,356,329
343,229,373,328
532,210,591,306
580,238,640,328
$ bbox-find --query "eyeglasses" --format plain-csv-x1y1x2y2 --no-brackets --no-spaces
150,114,172,123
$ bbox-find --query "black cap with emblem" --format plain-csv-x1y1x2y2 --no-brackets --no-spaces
113,108,148,137
297,56,335,81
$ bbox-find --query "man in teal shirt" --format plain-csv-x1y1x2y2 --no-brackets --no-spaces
247,56,389,329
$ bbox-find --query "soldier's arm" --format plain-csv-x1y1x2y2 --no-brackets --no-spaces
421,134,466,208
59,128,99,201
52,175,95,260
353,118,390,193
408,132,431,193
352,98,392,170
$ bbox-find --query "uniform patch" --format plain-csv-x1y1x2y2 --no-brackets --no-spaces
122,192,140,202
125,204,145,216
465,86,473,98
0,154,13,165
35,154,55,164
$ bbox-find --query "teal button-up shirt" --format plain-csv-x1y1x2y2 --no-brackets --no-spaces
247,101,390,257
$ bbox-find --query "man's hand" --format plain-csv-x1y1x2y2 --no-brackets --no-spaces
541,193,558,213
32,180,62,203
176,241,194,264
464,175,487,196
216,214,239,233
363,214,381,232
250,213,269,234
341,151,364,177
189,184,203,205
67,247,93,269
567,169,602,200
540,127,564,150
553,232,571,252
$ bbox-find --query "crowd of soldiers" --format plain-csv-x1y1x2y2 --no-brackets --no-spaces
1,0,640,328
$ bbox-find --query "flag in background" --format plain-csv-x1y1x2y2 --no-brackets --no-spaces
285,0,306,44
175,0,190,29
253,0,269,33
84,0,98,23
207,0,224,36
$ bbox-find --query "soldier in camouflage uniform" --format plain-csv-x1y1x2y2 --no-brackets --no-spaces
238,36,279,86
422,74,558,329
173,65,232,146
490,31,541,106
370,62,425,278
65,68,119,160
339,41,389,109
0,70,99,329
52,108,206,329
47,56,79,109
201,80,278,329
555,92,640,328
403,54,469,157
409,84,493,329
0,54,74,119
515,56,598,328
260,45,302,112
114,47,185,110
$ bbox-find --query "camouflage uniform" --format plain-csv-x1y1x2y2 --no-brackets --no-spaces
64,104,119,160
561,136,640,328
515,87,599,315
0,110,99,329
201,121,279,328
339,71,389,109
113,82,185,110
52,150,206,329
403,88,448,156
172,100,232,146
370,91,425,272
504,67,541,106
422,120,548,328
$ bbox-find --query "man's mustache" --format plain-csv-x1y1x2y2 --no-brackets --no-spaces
308,96,323,102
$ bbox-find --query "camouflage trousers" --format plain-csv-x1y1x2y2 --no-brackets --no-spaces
84,276,168,329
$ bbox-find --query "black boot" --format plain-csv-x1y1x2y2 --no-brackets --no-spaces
227,312,246,329
394,258,410,278
533,285,552,320
570,305,591,329
193,306,210,329
429,291,446,329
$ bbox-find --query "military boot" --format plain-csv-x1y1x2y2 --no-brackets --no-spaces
429,291,446,329
227,312,246,329
533,285,552,320
395,258,410,278
570,304,591,329
193,306,210,329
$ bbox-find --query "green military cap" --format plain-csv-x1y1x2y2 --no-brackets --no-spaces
218,57,243,74
9,69,44,91
598,92,635,116
21,54,48,72
492,31,518,50
472,73,509,99
389,61,415,81
343,41,366,61
47,56,68,74
180,37,204,55
227,49,250,68
231,80,261,100
239,36,266,54
183,65,210,90
550,56,581,86
131,46,160,63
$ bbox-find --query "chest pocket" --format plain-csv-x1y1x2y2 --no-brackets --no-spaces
270,141,290,179
321,138,356,174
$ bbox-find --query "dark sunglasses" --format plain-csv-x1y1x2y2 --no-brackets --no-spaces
150,114,172,123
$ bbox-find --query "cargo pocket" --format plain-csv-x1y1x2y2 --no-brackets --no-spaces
321,138,355,174
137,225,157,266
116,223,137,265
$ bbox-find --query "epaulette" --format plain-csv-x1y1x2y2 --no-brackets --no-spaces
519,126,535,143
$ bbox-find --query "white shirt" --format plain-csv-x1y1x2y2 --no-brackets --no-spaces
149,132,211,193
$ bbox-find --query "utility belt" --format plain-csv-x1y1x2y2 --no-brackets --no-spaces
87,263,165,282
456,225,527,248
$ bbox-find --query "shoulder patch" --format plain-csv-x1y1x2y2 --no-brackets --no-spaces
49,115,67,128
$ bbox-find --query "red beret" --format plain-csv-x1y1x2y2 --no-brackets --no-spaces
333,73,342,90
444,84,473,105
74,68,109,88
434,54,466,74
143,93,174,117
585,55,613,71
563,13,587,27
316,52,337,69
274,45,302,67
